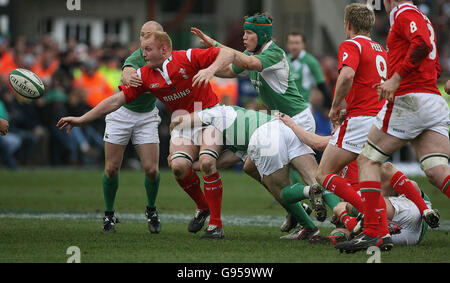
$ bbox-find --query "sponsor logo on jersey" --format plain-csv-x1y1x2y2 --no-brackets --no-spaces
150,83,160,88
162,88,191,102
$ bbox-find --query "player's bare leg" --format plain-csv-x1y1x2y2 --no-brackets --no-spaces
136,143,161,233
262,165,319,240
198,127,225,239
412,130,450,197
290,154,328,222
243,158,262,183
102,142,127,233
337,126,406,252
316,145,363,213
170,138,209,233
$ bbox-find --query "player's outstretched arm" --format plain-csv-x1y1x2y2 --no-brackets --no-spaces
278,113,330,151
191,27,262,72
445,80,450,95
57,91,127,133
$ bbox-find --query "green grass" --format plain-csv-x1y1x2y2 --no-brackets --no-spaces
0,169,449,263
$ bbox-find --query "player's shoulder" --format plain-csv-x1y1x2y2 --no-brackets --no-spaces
392,4,426,25
339,39,362,54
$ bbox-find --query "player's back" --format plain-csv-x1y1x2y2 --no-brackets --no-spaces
387,3,440,97
338,36,387,118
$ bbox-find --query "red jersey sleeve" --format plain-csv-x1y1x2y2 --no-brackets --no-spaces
394,11,434,78
118,66,149,103
337,41,360,73
188,47,220,70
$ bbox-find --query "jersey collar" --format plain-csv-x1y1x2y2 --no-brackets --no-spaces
352,35,372,41
156,55,173,85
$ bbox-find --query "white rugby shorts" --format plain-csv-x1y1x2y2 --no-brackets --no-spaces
104,106,160,146
330,116,375,154
374,93,450,140
248,120,314,178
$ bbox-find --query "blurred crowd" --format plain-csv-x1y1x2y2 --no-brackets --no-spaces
0,0,449,170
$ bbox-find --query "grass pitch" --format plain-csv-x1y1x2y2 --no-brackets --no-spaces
0,169,449,263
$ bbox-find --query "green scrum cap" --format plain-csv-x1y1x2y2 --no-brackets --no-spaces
243,15,273,52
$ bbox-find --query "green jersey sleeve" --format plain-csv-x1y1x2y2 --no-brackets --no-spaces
304,54,325,84
254,48,284,71
122,48,146,70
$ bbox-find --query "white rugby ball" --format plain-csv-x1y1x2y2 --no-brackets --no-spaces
9,68,45,99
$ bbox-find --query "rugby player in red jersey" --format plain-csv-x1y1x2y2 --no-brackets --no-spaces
58,31,235,239
336,0,448,253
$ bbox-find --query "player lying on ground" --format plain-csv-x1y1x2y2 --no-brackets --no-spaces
170,105,322,240
58,31,235,239
279,113,440,230
337,0,450,254
312,162,433,248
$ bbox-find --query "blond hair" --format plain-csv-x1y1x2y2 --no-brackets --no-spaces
344,3,375,35
143,31,172,50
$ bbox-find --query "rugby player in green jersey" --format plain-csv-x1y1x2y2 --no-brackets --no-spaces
191,13,342,230
170,105,321,240
101,21,162,234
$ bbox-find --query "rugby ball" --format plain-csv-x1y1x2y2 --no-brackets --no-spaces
8,68,45,99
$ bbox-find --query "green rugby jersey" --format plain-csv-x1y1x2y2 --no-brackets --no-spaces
232,41,308,117
121,48,157,113
288,50,326,103
198,105,274,152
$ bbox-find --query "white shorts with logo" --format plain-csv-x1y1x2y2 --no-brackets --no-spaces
330,116,375,154
389,195,430,246
374,93,450,140
104,106,161,146
170,104,221,146
248,120,314,178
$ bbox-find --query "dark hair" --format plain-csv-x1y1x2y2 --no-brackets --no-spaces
287,30,306,44
243,12,274,23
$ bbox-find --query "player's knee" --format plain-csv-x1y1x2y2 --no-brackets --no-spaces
199,156,217,176
171,160,191,179
243,161,255,175
144,165,159,180
104,165,120,178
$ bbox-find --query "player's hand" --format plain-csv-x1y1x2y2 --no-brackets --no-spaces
377,74,401,102
192,68,214,88
0,118,8,136
56,116,84,134
129,71,143,88
445,80,450,95
169,116,183,133
277,113,296,129
328,106,341,128
191,27,215,48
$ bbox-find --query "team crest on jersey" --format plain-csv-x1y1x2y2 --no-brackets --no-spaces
179,68,188,79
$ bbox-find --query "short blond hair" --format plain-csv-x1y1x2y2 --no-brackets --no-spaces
143,31,172,50
344,3,375,35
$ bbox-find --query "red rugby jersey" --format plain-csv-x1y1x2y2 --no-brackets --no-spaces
387,3,441,97
119,47,220,114
337,35,387,118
